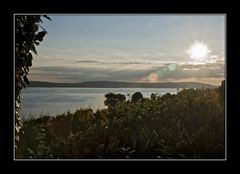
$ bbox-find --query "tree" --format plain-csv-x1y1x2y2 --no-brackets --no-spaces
150,93,157,100
15,15,51,148
131,92,143,102
104,93,126,108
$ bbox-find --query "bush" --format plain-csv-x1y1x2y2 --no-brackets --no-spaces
17,83,225,159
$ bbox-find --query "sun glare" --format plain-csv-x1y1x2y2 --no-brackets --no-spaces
187,41,211,61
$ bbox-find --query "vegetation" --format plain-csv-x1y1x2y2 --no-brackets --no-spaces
15,15,50,148
16,81,225,159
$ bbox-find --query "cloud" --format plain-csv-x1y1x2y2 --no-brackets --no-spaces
34,46,170,67
29,66,153,83
74,60,152,65
29,61,225,86
139,62,224,85
152,63,224,79
29,46,225,85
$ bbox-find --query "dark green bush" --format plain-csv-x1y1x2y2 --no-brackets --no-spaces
17,82,225,159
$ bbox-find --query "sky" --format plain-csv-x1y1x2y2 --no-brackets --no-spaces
28,14,225,86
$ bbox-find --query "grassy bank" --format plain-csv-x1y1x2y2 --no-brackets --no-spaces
16,82,225,159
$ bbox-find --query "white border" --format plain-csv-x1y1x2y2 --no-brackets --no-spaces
13,13,227,161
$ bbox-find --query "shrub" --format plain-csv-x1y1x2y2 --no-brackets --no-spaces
17,82,225,159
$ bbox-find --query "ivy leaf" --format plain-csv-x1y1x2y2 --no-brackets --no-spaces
128,150,136,155
20,80,25,88
36,31,46,42
33,24,39,32
23,75,30,85
31,45,37,55
43,15,51,21
26,53,33,66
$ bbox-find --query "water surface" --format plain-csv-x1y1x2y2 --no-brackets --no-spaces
21,87,178,118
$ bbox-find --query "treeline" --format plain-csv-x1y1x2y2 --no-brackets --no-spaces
16,81,225,159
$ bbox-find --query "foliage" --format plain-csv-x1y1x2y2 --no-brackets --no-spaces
104,93,126,108
15,15,50,148
131,92,143,102
17,82,225,159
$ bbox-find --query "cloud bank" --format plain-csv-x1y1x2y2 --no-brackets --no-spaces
29,57,225,86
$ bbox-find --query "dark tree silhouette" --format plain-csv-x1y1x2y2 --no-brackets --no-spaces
150,93,157,100
15,15,50,148
132,92,143,102
104,93,126,108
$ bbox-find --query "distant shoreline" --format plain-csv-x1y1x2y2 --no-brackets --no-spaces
27,81,216,89
27,86,181,89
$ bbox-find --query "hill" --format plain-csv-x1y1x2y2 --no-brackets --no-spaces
27,81,216,88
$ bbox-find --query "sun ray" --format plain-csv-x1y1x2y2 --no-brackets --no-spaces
187,41,211,61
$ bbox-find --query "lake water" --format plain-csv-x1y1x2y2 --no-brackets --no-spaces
21,87,178,118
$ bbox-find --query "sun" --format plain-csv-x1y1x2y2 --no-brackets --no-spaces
187,41,211,61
